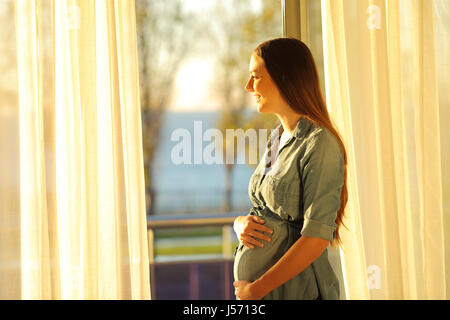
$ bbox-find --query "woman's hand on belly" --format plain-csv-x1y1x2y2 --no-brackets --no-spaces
233,215,273,248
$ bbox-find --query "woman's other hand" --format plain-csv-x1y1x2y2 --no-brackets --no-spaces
233,280,265,300
233,215,273,249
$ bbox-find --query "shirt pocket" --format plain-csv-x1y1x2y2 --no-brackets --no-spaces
262,174,302,219
260,175,288,216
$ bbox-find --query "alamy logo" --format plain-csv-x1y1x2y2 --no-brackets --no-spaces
170,121,282,175
366,5,381,30
367,264,381,290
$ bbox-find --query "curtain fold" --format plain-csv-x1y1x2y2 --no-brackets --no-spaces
0,0,150,299
321,0,449,299
16,0,52,299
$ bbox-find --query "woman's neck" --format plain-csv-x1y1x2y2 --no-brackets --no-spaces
276,112,303,136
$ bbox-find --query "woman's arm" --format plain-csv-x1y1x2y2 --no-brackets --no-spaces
234,235,329,300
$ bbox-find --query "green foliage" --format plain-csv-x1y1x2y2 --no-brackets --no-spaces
155,241,240,256
155,226,223,239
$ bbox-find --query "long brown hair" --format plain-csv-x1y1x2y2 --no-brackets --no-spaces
255,37,348,248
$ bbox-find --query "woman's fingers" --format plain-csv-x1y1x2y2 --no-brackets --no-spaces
249,229,272,242
250,216,265,224
241,239,255,249
240,234,265,248
243,221,273,240
249,216,273,234
251,222,273,237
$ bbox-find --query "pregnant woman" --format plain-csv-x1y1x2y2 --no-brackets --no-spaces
233,38,348,300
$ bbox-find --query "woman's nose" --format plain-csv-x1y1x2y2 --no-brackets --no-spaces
245,77,253,92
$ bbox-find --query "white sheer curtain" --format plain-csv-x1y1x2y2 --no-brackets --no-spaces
0,0,150,299
321,0,449,299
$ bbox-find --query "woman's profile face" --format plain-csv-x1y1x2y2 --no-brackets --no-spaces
245,53,287,114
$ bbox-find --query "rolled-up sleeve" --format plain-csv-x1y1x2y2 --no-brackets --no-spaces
299,130,344,242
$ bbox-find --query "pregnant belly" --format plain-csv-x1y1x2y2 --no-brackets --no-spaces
233,212,301,282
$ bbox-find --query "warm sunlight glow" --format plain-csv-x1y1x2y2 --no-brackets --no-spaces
169,57,221,112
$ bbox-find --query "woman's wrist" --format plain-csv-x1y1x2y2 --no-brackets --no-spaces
250,276,271,299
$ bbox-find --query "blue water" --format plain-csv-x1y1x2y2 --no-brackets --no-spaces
151,111,258,215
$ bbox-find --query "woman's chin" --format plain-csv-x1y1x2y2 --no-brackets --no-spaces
257,103,266,113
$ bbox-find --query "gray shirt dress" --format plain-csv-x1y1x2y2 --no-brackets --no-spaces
233,116,344,300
